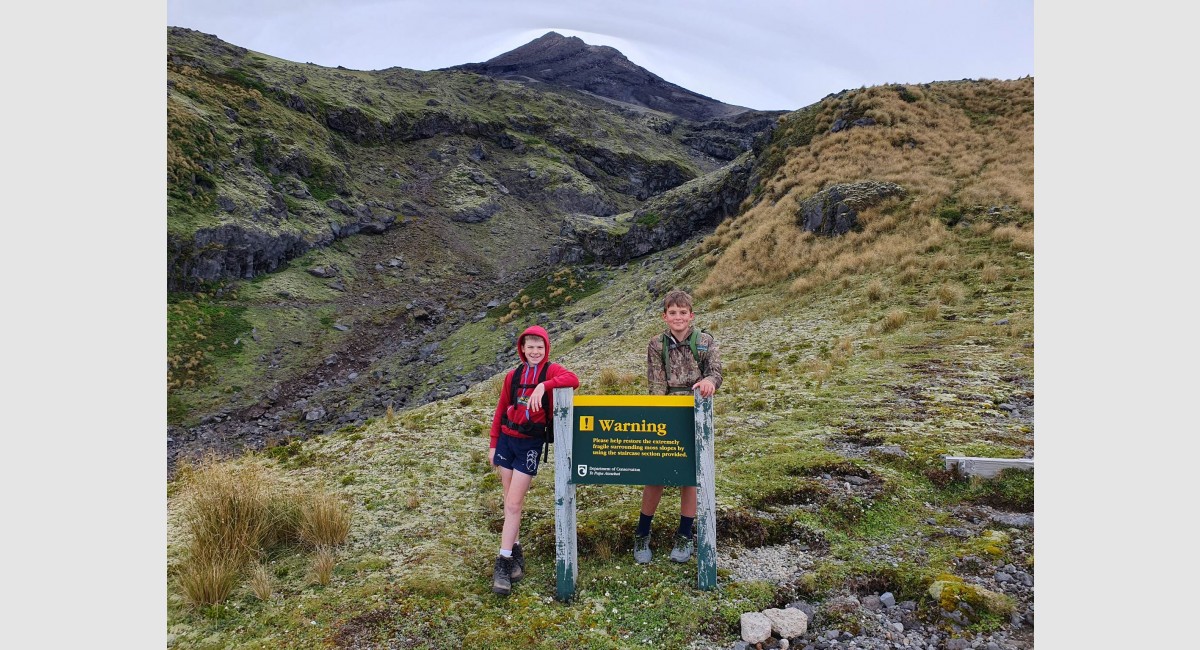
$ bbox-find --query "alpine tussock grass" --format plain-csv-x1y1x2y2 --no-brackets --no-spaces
171,456,352,606
299,491,352,548
698,78,1033,299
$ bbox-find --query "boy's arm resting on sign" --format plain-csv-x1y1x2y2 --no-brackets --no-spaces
693,334,723,398
646,337,668,396
527,363,580,411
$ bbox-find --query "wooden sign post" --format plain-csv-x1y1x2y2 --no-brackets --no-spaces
553,388,716,601
552,388,578,602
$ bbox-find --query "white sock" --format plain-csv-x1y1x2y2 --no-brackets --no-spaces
499,548,513,558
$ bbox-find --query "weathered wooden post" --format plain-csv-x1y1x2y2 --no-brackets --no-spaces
553,387,577,601
694,390,717,590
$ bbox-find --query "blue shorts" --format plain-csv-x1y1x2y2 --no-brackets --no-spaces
494,432,543,476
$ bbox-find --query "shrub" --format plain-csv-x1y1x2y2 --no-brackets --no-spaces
175,554,240,607
248,562,274,601
922,301,941,322
598,367,621,391
299,492,352,548
172,457,353,606
882,309,908,332
971,221,995,235
936,283,966,305
992,225,1033,252
937,206,963,226
179,459,274,571
866,279,885,302
930,254,956,272
309,546,337,586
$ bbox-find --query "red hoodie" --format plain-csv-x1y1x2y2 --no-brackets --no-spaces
489,325,580,449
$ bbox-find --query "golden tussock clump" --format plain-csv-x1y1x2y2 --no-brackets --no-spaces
698,78,1033,298
307,546,337,586
171,456,353,607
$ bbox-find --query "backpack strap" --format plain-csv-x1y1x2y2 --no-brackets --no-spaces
502,362,552,440
661,332,671,377
539,361,552,463
661,329,705,392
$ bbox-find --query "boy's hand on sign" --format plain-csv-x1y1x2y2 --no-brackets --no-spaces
693,378,716,398
528,383,545,411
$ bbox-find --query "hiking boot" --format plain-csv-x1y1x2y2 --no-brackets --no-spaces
511,543,525,583
492,555,514,595
633,534,652,564
669,534,694,563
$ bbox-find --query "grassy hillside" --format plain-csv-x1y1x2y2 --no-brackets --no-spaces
165,27,767,432
167,74,1033,649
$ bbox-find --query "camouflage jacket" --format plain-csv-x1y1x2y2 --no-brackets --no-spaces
646,328,722,396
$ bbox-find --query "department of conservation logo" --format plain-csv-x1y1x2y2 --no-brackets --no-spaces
577,464,588,477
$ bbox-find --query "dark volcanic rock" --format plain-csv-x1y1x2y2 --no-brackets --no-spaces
168,224,317,289
796,181,906,236
448,32,750,121
555,152,756,264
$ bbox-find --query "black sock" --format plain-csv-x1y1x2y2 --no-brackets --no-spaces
636,513,653,537
678,516,694,539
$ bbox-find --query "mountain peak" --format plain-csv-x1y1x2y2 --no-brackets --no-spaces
448,32,749,121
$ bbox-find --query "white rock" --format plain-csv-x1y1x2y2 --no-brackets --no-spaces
763,607,809,638
740,612,772,644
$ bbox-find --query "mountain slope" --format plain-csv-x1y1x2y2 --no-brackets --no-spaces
448,31,750,121
165,27,779,463
166,47,1034,650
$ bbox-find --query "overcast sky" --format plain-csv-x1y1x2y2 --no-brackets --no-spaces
166,0,1032,111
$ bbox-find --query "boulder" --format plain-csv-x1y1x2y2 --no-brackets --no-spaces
929,577,1015,619
762,607,808,638
795,181,906,237
739,612,772,644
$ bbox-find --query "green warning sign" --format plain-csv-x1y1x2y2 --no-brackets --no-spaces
571,395,695,485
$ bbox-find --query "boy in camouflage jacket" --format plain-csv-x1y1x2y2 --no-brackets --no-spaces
634,289,722,564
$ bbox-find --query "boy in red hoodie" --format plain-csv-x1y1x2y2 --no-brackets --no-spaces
488,325,579,595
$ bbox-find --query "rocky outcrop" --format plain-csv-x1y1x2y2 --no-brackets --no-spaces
553,153,756,264
796,181,907,236
678,110,786,162
168,212,404,290
448,32,750,121
168,224,316,289
554,139,695,199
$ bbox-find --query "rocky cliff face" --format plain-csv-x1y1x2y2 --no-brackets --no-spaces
448,31,751,122
554,152,758,264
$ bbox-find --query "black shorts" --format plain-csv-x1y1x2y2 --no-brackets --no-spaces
494,433,543,476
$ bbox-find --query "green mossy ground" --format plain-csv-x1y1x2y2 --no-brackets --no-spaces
168,216,1033,648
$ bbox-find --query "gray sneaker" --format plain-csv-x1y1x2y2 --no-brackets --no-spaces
669,534,694,563
633,535,652,564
